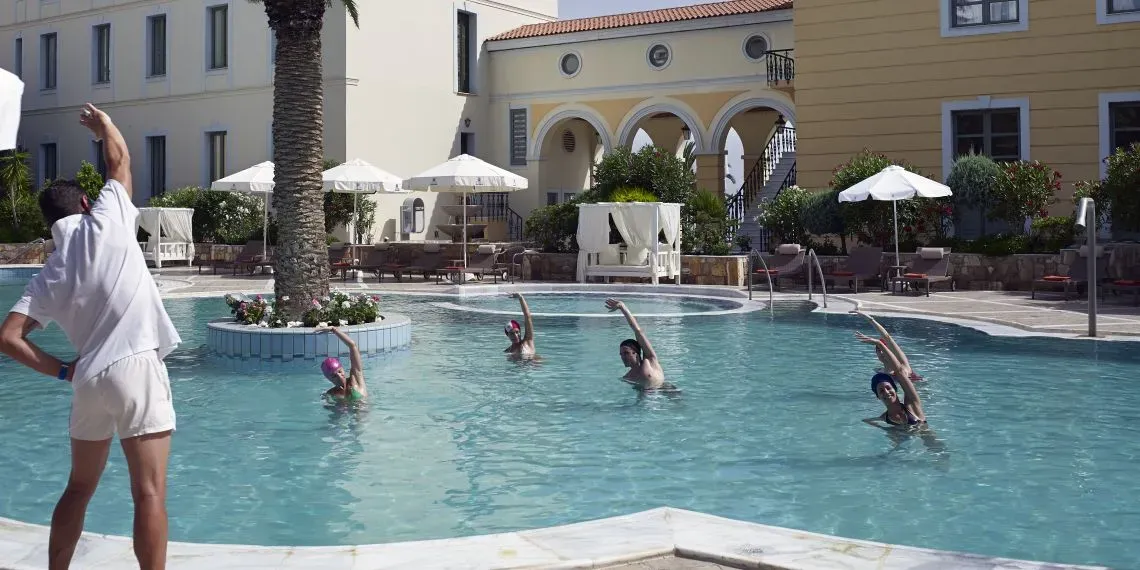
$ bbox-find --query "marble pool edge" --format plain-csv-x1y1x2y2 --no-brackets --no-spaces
0,507,1108,570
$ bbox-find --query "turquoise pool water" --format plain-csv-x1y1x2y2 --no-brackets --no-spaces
0,287,1137,567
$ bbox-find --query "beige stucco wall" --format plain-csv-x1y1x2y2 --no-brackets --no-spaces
794,0,1140,205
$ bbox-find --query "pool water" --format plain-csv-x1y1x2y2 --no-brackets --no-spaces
0,288,1138,567
436,291,742,317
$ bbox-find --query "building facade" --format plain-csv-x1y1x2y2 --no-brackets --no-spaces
794,0,1140,219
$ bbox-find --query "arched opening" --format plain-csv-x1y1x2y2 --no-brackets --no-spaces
537,116,605,207
626,112,695,158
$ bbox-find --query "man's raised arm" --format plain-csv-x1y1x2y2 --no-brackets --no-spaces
80,103,132,197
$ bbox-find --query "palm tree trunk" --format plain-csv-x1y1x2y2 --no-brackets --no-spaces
267,1,330,317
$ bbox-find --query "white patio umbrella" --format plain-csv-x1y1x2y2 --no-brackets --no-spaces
837,165,952,262
0,68,24,150
403,154,528,267
210,161,275,259
322,158,406,244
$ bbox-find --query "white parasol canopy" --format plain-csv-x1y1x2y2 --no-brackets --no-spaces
837,165,952,261
211,161,275,258
403,154,528,267
322,158,406,244
0,68,24,151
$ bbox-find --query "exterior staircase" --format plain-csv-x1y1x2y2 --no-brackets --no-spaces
725,126,797,253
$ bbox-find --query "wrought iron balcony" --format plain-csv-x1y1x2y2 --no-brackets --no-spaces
766,49,794,88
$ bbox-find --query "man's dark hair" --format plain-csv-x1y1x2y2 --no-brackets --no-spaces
39,180,88,226
620,339,642,358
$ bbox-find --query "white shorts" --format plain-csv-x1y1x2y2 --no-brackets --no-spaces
70,350,176,441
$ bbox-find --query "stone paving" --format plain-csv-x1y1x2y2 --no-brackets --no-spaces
603,556,732,569
152,265,1140,339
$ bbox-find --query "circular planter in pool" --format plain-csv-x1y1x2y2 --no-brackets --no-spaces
206,314,411,363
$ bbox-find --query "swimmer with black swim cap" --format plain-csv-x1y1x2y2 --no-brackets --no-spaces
606,298,673,391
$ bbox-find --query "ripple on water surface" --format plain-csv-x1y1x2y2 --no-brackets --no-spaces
0,289,1137,568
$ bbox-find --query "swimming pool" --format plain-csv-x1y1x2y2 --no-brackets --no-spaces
0,287,1136,568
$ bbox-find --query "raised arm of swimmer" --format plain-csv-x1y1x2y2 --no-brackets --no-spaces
868,337,923,419
512,292,535,343
606,298,657,361
853,310,911,370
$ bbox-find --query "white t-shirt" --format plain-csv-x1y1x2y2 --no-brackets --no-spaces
10,180,181,382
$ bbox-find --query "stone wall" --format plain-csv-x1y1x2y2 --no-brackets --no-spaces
195,242,526,265
0,243,47,264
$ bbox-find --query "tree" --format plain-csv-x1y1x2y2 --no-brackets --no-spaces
945,152,1001,235
75,161,105,200
0,148,31,225
251,0,360,318
990,160,1060,234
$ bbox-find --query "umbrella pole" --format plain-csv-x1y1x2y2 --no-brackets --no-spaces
463,190,469,269
352,193,359,244
892,199,900,263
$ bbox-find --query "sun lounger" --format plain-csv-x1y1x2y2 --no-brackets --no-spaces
1031,246,1106,301
822,246,883,293
444,244,506,284
752,244,806,291
404,242,449,281
891,248,953,296
344,245,405,282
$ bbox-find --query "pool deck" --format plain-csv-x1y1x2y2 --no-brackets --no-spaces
153,266,1140,339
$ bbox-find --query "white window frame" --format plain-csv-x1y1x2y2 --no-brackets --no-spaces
941,96,1030,180
205,3,230,72
455,7,478,95
557,50,582,79
1098,0,1140,24
145,133,168,198
646,42,673,70
40,32,57,91
940,0,1028,37
507,105,530,167
39,142,58,184
92,22,112,85
1098,91,1140,178
742,32,770,62
146,13,168,79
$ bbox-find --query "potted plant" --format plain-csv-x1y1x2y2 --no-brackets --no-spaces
735,233,752,253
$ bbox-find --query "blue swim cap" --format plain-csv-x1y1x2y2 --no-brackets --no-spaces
871,372,897,395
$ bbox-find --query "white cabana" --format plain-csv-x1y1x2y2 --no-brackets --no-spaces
0,68,23,150
403,154,528,267
322,158,406,243
837,165,952,262
576,202,682,285
136,207,195,268
211,161,274,259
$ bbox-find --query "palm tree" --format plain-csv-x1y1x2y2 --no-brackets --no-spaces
251,0,359,317
0,147,31,225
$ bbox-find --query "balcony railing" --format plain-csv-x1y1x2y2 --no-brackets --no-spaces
766,49,794,87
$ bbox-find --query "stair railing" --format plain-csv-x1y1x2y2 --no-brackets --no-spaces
0,238,46,264
747,249,775,316
805,248,828,308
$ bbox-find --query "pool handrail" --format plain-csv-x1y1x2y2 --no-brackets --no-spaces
747,249,775,316
0,238,46,264
806,248,828,308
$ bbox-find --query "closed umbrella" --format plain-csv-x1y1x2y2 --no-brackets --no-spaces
321,158,406,244
837,165,952,262
211,161,275,259
403,154,528,268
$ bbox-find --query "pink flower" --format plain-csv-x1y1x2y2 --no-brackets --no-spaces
256,295,263,301
312,299,321,307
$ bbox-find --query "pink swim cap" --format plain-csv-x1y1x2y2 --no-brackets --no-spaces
320,357,343,381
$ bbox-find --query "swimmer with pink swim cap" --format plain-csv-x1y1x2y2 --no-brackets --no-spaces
503,293,536,358
315,324,368,402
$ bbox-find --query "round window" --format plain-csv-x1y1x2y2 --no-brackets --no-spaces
744,35,768,61
559,53,581,77
647,44,671,69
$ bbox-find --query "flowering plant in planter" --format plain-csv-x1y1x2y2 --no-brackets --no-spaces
223,290,380,328
990,160,1060,232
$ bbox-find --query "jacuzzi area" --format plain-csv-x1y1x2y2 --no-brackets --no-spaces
0,277,1132,569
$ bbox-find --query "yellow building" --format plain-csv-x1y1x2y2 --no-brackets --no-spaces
794,0,1140,212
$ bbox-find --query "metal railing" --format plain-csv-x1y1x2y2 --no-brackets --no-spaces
725,125,797,241
507,208,525,242
747,249,775,316
766,49,794,87
0,238,46,264
464,193,525,242
751,163,799,254
805,248,828,308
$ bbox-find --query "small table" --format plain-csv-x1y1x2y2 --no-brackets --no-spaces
888,265,908,293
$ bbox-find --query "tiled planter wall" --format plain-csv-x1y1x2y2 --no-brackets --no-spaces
206,314,411,364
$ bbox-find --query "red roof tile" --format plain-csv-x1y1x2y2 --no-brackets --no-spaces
487,0,793,42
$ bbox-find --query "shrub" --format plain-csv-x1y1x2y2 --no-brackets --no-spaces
990,160,1060,233
1029,216,1075,252
0,149,47,242
829,149,937,248
1072,179,1110,231
946,152,1001,234
149,187,266,244
1102,142,1140,232
524,199,584,253
75,161,104,200
801,188,848,253
755,186,810,246
609,186,657,203
593,145,696,204
686,190,734,255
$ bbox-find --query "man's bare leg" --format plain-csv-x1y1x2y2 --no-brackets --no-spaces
49,438,112,570
120,430,172,570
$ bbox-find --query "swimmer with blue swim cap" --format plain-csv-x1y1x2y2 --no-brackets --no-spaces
606,298,672,391
855,314,925,427
315,325,368,402
503,293,536,358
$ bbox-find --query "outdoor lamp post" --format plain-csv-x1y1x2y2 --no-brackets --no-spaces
1075,197,1098,338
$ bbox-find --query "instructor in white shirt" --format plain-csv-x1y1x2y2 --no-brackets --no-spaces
0,103,181,570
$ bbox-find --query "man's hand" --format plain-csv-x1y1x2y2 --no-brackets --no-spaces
65,358,77,382
605,298,624,312
78,103,111,139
